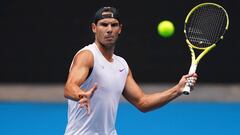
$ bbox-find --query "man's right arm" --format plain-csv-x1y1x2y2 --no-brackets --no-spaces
64,50,94,101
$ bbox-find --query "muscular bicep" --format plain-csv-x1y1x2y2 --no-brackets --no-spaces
66,50,93,86
64,50,93,101
122,69,145,108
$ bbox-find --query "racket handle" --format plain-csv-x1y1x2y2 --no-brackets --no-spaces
182,86,191,95
182,64,197,95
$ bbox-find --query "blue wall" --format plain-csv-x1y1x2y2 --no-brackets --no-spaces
0,102,240,135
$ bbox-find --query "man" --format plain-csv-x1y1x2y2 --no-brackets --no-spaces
64,7,197,135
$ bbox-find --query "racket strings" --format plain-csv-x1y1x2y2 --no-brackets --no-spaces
208,7,226,44
186,5,227,48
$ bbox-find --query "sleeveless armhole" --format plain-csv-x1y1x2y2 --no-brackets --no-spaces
124,60,129,75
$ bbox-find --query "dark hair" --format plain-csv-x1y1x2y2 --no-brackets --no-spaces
93,7,120,24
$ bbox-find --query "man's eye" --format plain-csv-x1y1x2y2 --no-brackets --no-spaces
111,23,119,27
99,23,108,27
98,22,119,27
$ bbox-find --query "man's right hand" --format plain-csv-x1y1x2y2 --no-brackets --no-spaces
78,83,98,115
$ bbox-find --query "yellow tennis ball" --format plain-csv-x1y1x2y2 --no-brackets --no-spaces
157,20,175,38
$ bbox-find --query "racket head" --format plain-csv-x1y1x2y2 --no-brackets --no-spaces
184,3,229,50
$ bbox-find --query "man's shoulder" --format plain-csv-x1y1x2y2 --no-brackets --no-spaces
114,54,126,61
75,43,95,56
81,43,96,51
73,44,95,61
114,54,128,66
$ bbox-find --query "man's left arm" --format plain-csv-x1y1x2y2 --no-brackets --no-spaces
122,68,197,112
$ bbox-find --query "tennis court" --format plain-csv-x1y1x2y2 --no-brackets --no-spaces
1,102,239,135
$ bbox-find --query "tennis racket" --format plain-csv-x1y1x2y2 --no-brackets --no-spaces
182,3,229,95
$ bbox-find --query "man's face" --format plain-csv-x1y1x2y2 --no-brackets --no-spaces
92,17,122,48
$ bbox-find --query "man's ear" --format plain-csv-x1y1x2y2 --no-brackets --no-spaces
118,24,123,34
91,23,97,33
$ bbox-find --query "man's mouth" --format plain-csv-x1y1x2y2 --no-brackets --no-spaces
105,35,114,39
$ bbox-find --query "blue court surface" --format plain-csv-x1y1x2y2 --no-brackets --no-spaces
0,102,240,135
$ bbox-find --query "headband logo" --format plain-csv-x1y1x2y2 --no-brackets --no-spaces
101,12,114,18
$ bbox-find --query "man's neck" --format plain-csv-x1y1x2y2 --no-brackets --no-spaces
95,42,115,62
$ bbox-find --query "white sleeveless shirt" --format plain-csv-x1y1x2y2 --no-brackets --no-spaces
64,43,129,135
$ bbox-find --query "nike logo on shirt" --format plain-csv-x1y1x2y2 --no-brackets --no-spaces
119,68,125,72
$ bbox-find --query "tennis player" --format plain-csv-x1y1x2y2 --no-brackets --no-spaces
64,7,198,135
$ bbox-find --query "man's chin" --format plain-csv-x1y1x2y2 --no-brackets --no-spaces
103,40,115,45
101,42,115,48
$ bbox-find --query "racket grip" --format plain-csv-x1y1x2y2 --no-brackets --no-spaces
182,85,191,95
182,64,197,95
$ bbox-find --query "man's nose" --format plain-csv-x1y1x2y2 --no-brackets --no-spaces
106,24,113,32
